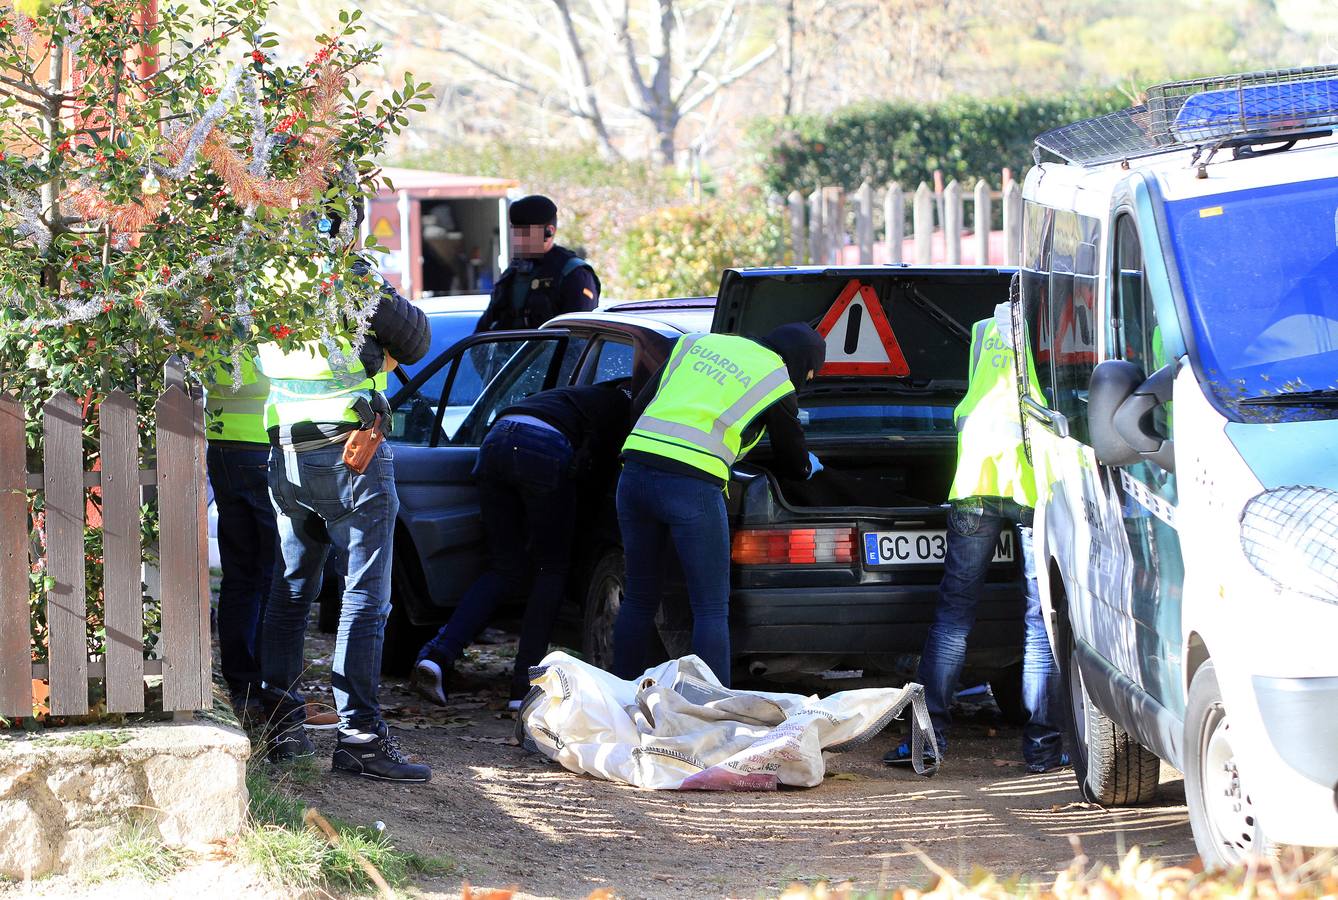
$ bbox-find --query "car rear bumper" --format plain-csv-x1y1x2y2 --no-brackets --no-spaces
730,582,1024,661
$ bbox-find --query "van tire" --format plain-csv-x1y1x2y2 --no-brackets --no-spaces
1185,660,1270,867
1060,614,1160,805
582,548,668,671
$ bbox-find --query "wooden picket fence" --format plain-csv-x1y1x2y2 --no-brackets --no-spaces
782,173,1025,268
0,382,211,719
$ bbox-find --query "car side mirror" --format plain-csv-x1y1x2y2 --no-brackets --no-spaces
1088,360,1175,472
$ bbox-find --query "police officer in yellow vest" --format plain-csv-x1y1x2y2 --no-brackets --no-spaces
883,279,1067,773
255,211,434,783
205,356,276,722
613,324,826,686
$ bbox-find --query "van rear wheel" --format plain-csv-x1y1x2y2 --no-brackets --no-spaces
1061,615,1160,805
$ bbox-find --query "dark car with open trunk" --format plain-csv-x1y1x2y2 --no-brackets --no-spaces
378,266,1025,695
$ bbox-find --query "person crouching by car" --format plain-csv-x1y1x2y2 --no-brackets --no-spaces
411,379,634,709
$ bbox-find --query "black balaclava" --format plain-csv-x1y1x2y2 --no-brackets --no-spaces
763,323,827,387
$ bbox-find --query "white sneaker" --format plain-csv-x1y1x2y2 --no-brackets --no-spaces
410,659,448,706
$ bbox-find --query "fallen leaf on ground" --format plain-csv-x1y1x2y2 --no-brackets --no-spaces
830,772,859,781
461,882,516,900
1049,801,1099,812
991,759,1023,767
584,890,616,900
456,735,517,745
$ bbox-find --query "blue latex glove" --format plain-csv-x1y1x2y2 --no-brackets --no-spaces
807,451,824,479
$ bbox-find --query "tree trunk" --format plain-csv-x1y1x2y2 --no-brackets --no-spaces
650,0,677,165
781,0,797,116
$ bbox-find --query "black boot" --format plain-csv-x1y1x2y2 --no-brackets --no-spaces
332,723,432,783
260,691,316,764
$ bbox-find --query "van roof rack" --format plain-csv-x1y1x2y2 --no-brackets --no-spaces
1034,66,1338,167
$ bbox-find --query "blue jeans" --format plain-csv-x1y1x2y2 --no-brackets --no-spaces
916,497,1065,768
207,444,278,705
417,420,577,699
613,461,732,686
261,441,398,732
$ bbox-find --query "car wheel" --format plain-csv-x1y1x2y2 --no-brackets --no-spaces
1185,660,1270,867
581,549,668,671
381,540,435,677
988,662,1029,726
1060,612,1160,805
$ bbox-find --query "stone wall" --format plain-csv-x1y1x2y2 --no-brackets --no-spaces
0,722,252,879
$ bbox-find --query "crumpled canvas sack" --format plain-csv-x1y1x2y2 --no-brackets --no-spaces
518,652,938,790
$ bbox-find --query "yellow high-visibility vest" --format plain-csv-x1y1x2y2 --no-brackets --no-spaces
623,333,795,482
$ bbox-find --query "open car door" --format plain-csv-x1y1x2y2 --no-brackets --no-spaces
387,329,581,621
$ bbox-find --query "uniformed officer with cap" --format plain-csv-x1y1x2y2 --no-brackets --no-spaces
476,194,600,332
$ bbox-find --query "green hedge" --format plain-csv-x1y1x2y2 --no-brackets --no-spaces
752,91,1130,194
616,198,785,299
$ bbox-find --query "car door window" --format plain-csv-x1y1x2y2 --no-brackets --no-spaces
588,339,635,383
387,334,570,448
451,338,568,445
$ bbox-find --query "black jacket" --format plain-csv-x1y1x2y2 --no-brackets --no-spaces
352,258,432,376
500,382,632,480
626,327,825,486
476,245,599,332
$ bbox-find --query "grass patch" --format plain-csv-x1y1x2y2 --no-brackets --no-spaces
86,822,189,883
31,729,132,750
241,766,455,893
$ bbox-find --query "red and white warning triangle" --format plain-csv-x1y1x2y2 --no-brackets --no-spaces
816,279,910,376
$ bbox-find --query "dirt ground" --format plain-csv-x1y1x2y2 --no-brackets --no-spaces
283,628,1198,899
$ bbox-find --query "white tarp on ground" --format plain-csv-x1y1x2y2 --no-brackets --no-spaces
518,652,938,791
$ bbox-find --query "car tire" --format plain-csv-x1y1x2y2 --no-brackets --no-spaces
1185,660,1270,867
988,662,1029,726
581,548,667,672
380,541,436,677
1060,612,1160,805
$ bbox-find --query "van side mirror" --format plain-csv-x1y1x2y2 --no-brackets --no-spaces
1088,360,1175,472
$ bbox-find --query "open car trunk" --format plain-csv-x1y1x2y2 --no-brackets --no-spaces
743,441,958,511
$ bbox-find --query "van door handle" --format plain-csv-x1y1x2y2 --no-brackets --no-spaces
1022,396,1070,439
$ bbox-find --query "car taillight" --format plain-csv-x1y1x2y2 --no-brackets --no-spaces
732,527,857,565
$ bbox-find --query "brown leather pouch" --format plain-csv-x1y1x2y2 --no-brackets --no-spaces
342,414,385,474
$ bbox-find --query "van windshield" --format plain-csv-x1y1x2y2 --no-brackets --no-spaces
1167,177,1338,422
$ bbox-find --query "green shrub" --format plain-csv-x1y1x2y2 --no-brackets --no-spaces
751,90,1130,194
616,198,786,300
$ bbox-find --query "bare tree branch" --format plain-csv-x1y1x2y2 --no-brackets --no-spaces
678,42,777,116
550,0,621,158
672,0,737,106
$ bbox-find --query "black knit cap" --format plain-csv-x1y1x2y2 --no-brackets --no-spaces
509,195,558,227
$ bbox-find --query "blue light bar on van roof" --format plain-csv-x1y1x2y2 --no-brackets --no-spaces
1172,76,1338,142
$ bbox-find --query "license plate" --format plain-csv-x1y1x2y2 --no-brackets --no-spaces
862,529,1015,567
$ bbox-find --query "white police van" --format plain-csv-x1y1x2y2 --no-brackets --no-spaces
1017,68,1338,866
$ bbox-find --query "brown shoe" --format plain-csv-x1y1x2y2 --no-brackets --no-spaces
303,702,341,731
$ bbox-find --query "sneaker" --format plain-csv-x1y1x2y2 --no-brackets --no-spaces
262,698,316,764
410,658,449,706
1026,752,1071,774
882,740,938,769
332,724,432,783
303,702,341,731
